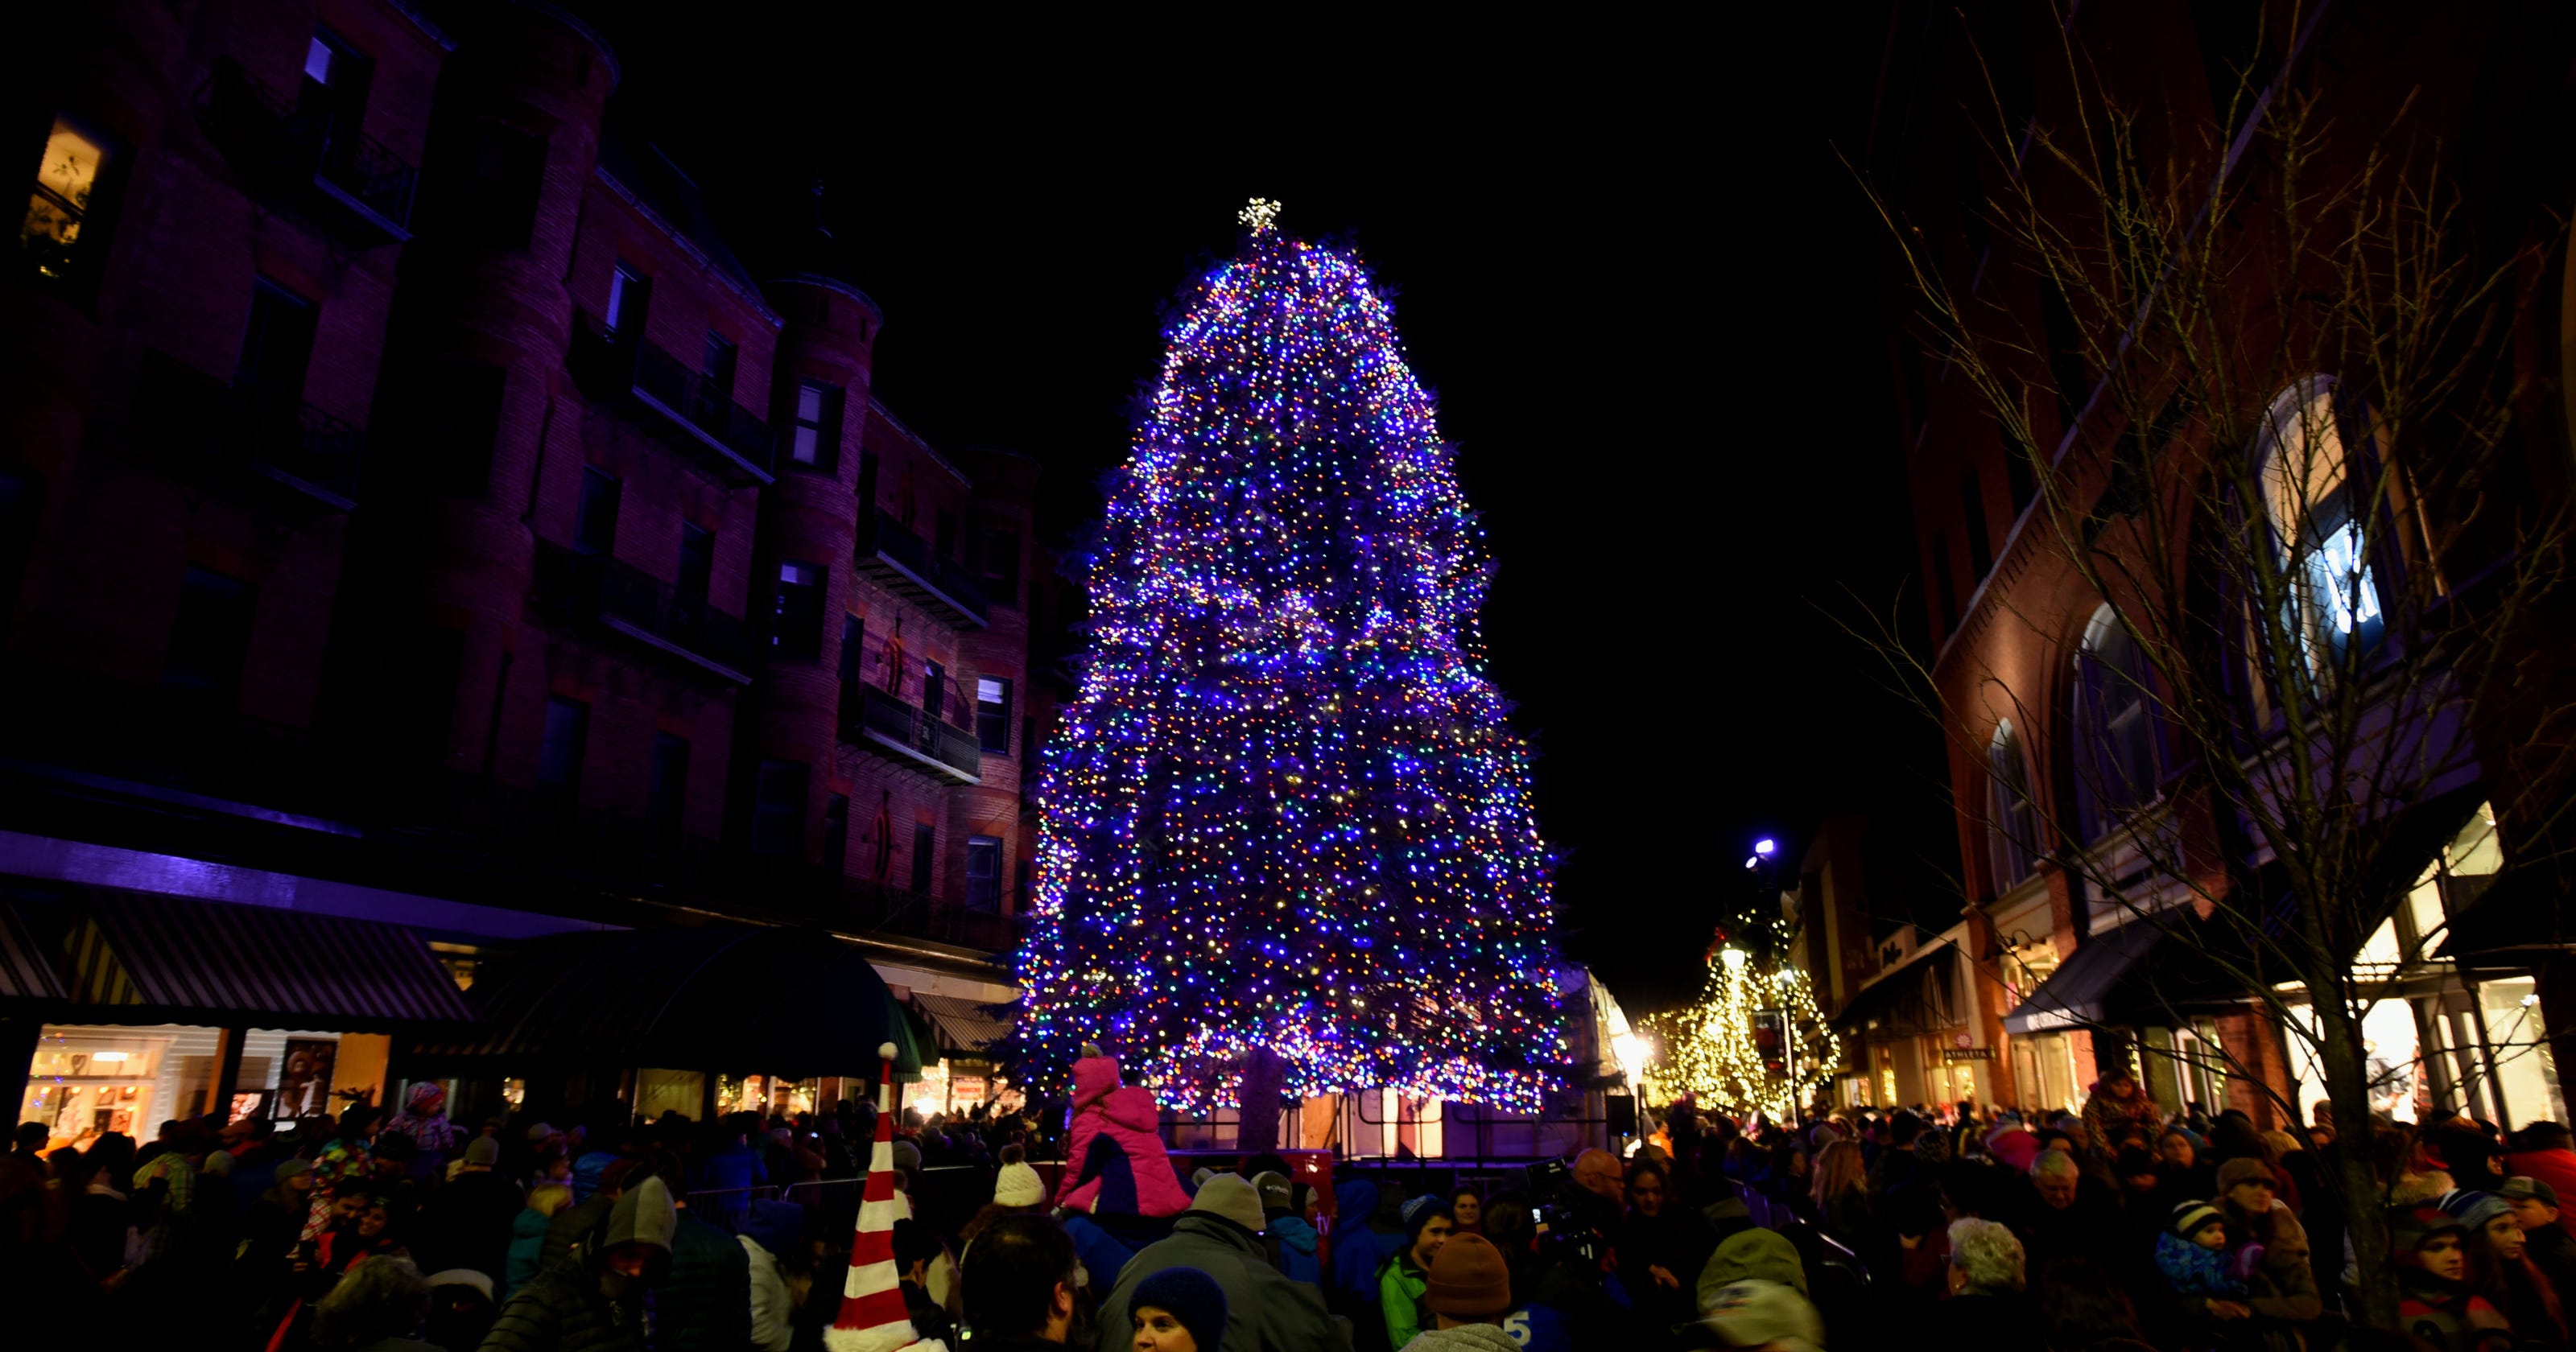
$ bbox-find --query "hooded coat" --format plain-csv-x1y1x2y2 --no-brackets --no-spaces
505,1206,551,1300
480,1177,678,1352
1266,1212,1323,1287
1100,1211,1340,1352
1054,1054,1191,1218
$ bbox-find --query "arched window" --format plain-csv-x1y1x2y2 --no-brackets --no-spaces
1987,719,2039,895
2073,604,2161,842
2256,377,2383,658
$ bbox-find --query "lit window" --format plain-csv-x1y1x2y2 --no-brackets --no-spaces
790,381,840,470
23,118,110,281
304,36,336,85
1986,719,2039,893
2073,604,2161,842
2258,377,2384,661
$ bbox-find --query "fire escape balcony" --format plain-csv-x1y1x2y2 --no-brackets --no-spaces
534,542,753,684
134,349,365,509
194,59,415,245
570,315,776,485
840,685,982,785
854,510,988,629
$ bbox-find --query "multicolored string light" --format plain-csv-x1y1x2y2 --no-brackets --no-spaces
1014,208,1568,1115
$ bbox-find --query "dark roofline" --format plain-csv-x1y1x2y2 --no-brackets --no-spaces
765,273,885,325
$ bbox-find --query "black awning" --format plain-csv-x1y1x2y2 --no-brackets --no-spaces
1835,945,1967,1038
2002,920,2163,1035
914,992,1013,1056
2000,910,2263,1035
0,904,67,1004
60,890,473,1026
411,925,929,1079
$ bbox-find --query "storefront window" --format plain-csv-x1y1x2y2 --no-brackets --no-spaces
19,1028,167,1149
638,1069,705,1123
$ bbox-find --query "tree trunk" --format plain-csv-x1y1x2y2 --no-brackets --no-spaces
2314,998,2397,1327
1236,1046,1285,1153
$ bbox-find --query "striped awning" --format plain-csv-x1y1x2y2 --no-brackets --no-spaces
0,904,67,1004
408,925,931,1080
913,992,1013,1055
60,890,474,1025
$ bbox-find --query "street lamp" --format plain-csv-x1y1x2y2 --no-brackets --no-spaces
1719,945,1749,973
1754,839,1777,856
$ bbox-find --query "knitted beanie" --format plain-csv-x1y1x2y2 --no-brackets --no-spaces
2215,1156,2276,1193
1189,1173,1267,1234
993,1160,1046,1208
1424,1232,1513,1317
1401,1193,1454,1242
2169,1201,2223,1239
2439,1189,2515,1236
1132,1265,1228,1350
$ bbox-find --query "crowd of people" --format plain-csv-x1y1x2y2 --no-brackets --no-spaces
8,1052,2576,1351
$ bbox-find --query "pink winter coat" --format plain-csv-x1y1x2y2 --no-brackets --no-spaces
1055,1054,1191,1218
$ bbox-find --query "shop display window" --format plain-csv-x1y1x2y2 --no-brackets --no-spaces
19,1029,171,1151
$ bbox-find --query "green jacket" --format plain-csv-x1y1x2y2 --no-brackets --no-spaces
1381,1252,1430,1350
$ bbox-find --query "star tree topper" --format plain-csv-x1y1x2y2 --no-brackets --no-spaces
1238,196,1282,233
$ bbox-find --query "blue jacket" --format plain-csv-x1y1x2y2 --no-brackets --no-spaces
696,1140,769,1193
504,1206,550,1300
1498,1302,1573,1351
1061,1212,1141,1293
1330,1180,1401,1306
1267,1213,1323,1287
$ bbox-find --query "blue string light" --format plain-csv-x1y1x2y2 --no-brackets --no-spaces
1014,212,1569,1115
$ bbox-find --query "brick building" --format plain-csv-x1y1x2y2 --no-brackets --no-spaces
3,0,1040,1136
1876,2,2575,1129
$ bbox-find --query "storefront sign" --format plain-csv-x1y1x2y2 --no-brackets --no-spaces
1942,1048,1995,1061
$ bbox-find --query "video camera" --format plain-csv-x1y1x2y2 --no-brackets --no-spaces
1521,1158,1606,1270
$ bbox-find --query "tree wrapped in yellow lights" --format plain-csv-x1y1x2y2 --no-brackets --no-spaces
1642,939,1840,1123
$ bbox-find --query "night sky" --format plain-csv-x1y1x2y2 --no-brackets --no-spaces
582,8,1959,1013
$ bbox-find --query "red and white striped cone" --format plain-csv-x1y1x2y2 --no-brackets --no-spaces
825,1041,934,1352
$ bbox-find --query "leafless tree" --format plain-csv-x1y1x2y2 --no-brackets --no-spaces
1855,18,2573,1325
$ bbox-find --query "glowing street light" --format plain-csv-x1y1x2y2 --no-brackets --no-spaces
1754,839,1777,856
1719,945,1749,972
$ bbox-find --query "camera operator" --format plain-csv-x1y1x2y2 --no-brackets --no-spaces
1525,1155,1652,1347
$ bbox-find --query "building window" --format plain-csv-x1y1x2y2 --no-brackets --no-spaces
2258,377,2384,663
605,263,650,339
537,695,588,797
923,661,945,722
646,732,689,839
573,468,620,555
1987,719,2039,895
823,793,849,873
299,28,374,178
773,559,823,658
700,332,737,402
978,528,1021,606
838,615,865,683
237,277,319,405
22,115,116,287
976,677,1013,755
750,758,807,857
788,381,841,472
163,567,257,708
965,835,1002,912
935,509,958,562
2072,604,2161,842
675,524,713,608
910,822,935,895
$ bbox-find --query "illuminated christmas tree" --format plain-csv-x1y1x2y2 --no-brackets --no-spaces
1015,201,1567,1115
1641,895,1839,1121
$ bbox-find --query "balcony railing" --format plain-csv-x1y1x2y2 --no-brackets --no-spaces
194,59,415,244
569,316,776,484
841,684,981,785
854,510,988,628
134,349,365,509
534,541,753,683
